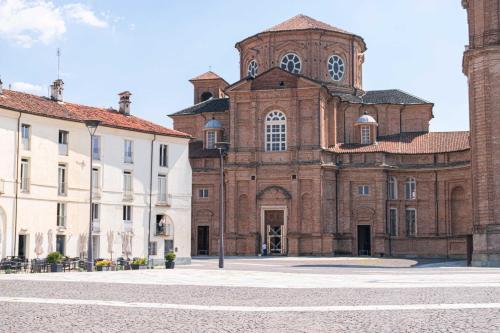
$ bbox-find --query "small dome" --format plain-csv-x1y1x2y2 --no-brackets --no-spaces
204,118,222,130
355,114,377,125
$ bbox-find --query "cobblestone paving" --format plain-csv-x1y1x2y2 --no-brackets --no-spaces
1,303,499,333
0,258,499,332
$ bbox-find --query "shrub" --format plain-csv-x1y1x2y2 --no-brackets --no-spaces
132,258,147,265
47,252,63,264
165,251,176,262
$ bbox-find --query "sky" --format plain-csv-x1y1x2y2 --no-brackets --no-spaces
0,0,469,132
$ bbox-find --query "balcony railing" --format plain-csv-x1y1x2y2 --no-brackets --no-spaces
92,221,100,233
123,221,133,232
59,143,68,156
20,178,30,193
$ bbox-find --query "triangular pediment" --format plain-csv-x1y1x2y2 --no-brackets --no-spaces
225,67,322,93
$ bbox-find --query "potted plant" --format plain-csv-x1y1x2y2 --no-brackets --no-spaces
131,257,147,270
165,251,176,269
47,252,63,272
95,259,112,271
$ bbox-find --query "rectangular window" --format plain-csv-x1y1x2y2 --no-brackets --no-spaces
57,203,66,227
148,241,157,256
92,203,100,221
406,209,417,237
92,168,100,193
207,131,216,149
361,126,370,144
56,235,65,255
164,239,174,254
123,205,132,222
92,136,101,161
124,140,133,163
405,178,417,200
158,175,167,203
388,177,397,200
123,171,133,200
20,158,30,192
21,124,30,150
388,208,397,236
159,144,168,167
58,130,68,155
58,164,67,196
198,188,209,198
358,185,369,196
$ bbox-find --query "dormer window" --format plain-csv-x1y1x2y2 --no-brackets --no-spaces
207,131,216,149
360,126,370,144
201,92,213,102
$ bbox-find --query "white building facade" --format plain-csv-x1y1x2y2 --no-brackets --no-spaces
0,81,192,264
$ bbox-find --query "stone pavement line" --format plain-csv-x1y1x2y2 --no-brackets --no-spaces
2,297,500,313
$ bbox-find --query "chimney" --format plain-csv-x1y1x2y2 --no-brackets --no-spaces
118,91,132,115
50,79,64,101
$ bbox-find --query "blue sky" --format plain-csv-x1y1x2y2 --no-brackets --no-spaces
0,0,469,131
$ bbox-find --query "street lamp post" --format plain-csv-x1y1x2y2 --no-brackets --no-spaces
215,142,229,269
85,119,101,272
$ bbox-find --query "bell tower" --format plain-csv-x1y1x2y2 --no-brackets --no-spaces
462,0,500,266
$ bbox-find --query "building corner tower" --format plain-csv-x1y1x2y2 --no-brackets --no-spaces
462,0,500,266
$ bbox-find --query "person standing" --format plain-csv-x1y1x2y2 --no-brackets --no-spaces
262,243,267,256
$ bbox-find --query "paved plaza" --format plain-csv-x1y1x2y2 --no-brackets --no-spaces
1,257,500,332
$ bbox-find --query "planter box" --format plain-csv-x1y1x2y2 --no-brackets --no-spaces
96,265,110,272
165,261,175,269
50,263,63,272
131,264,147,270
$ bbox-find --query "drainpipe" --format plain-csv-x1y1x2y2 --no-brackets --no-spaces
12,112,21,256
335,169,340,235
385,170,391,257
435,170,439,236
147,134,156,268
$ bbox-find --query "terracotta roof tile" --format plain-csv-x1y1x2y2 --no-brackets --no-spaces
190,71,225,82
0,90,190,138
265,14,352,35
329,132,470,154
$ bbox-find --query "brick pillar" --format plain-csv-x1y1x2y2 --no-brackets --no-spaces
463,0,500,266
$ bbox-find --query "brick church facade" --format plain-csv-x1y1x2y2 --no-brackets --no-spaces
171,14,475,258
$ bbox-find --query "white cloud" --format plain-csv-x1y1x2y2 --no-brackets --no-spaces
64,3,107,28
0,0,108,47
11,81,44,94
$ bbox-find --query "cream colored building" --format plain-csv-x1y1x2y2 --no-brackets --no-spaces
0,80,192,264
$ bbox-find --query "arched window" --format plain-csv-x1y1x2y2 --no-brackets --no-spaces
360,126,370,144
405,177,416,200
265,111,286,152
201,92,213,102
247,60,258,77
388,176,397,200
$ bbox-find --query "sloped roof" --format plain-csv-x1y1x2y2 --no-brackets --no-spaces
190,71,226,82
170,97,229,116
189,140,220,159
329,131,470,154
236,14,365,49
0,90,190,138
332,89,431,105
265,14,352,35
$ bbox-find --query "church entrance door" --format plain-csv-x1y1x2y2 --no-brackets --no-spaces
197,226,209,255
264,210,286,255
357,225,371,256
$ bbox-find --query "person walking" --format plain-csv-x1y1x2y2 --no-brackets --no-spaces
262,243,267,256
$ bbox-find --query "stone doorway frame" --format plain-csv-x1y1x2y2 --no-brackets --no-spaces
260,206,288,255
